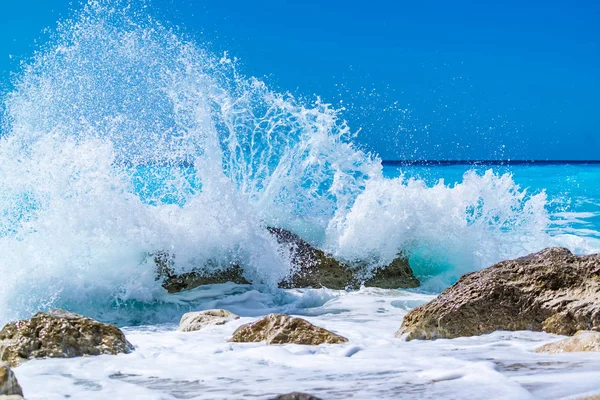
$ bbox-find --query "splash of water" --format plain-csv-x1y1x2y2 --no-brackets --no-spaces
0,0,553,324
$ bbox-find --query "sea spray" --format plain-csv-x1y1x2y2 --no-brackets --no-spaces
327,170,549,290
0,0,553,324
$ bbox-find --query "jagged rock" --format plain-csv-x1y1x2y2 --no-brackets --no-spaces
535,330,600,354
397,248,600,341
363,257,421,289
153,251,249,293
270,227,355,290
0,364,23,398
0,309,134,366
179,309,240,332
162,265,249,293
229,314,348,345
271,393,322,400
270,227,419,290
155,228,420,293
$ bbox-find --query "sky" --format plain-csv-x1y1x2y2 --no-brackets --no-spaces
0,0,598,160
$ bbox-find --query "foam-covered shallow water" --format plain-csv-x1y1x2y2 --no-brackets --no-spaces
13,285,600,400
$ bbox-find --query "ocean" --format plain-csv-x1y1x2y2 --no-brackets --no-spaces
1,1,599,399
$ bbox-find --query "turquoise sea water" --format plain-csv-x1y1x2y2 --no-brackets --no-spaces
383,163,600,240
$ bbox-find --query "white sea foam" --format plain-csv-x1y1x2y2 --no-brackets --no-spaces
11,285,600,400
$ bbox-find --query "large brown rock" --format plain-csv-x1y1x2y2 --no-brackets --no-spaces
535,330,600,354
0,309,134,366
155,228,420,292
0,364,23,398
229,314,348,345
397,248,600,341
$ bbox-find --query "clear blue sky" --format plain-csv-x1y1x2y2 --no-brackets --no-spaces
1,0,598,160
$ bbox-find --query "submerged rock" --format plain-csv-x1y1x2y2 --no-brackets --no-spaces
0,364,23,398
363,257,421,289
271,227,419,290
155,227,420,292
0,309,134,366
229,314,348,345
397,248,600,341
154,251,249,293
179,309,240,332
271,393,322,400
270,227,355,290
162,265,250,293
535,331,600,354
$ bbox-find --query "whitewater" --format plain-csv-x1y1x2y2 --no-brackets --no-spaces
1,1,599,399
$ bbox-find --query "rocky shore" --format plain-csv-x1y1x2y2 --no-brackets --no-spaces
2,246,599,398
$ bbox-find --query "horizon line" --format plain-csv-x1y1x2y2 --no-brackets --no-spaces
381,159,600,165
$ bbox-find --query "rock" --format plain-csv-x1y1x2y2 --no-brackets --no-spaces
155,228,420,293
0,309,134,366
229,314,348,345
363,257,421,289
179,309,240,332
154,252,250,293
271,393,322,400
162,265,250,293
0,364,23,397
270,227,419,290
535,330,600,354
397,248,600,341
270,227,355,290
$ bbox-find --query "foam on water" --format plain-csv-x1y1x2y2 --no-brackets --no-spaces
0,0,597,325
12,285,600,400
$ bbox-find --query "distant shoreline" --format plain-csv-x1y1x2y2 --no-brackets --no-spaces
382,160,600,166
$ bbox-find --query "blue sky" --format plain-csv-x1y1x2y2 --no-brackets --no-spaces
1,0,598,160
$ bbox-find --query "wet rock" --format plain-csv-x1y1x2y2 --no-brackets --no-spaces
155,228,420,293
397,248,600,341
270,227,419,290
0,364,23,398
229,314,348,345
162,265,249,293
270,227,355,290
363,257,421,289
271,393,322,400
154,251,250,293
0,309,134,366
179,309,240,332
535,331,600,354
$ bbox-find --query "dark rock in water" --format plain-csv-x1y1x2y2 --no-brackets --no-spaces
363,257,421,289
0,364,23,397
162,265,250,293
271,393,322,400
155,227,420,293
397,248,600,341
229,313,348,345
270,227,355,290
269,227,419,290
153,251,249,293
0,309,134,366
